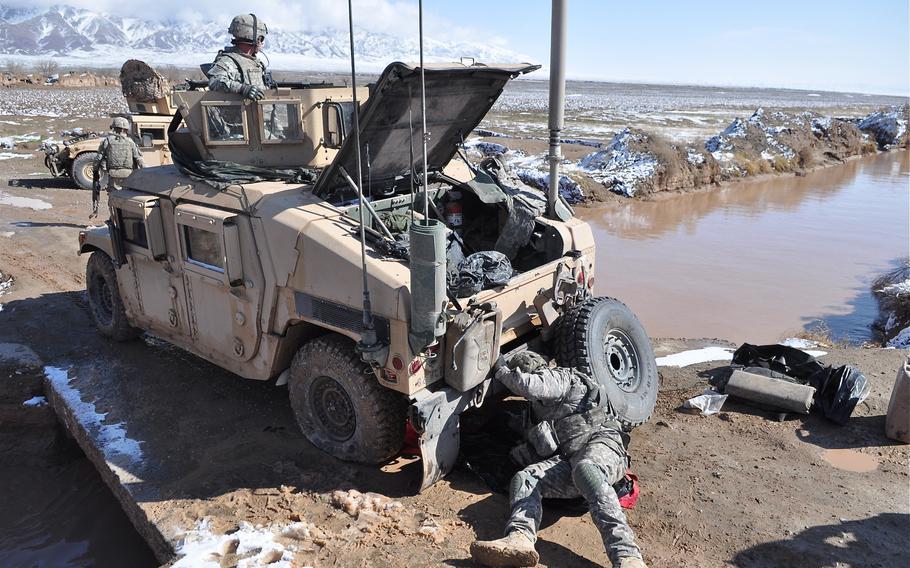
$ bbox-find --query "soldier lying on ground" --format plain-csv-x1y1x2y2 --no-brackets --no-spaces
205,13,271,101
91,116,142,219
471,351,647,568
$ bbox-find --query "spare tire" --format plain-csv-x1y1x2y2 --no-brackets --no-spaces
556,297,658,429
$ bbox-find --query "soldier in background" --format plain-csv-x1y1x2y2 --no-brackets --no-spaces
205,14,271,100
470,351,647,568
91,116,142,219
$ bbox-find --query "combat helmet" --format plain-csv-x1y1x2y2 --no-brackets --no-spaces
507,351,548,374
110,116,130,130
229,13,268,43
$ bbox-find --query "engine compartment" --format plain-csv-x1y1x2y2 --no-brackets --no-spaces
341,160,566,298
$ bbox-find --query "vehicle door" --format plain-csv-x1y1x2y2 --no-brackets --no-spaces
173,203,262,364
135,125,171,166
108,191,191,337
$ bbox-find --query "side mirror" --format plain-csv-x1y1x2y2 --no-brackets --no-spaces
141,133,154,148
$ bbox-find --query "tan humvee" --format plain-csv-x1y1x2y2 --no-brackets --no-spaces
43,93,175,190
78,61,658,490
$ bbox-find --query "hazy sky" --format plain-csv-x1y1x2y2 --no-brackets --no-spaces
6,0,909,95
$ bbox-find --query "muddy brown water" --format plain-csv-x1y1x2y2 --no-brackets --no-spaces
0,423,157,567
579,150,910,344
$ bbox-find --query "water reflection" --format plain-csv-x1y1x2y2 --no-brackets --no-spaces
579,151,910,343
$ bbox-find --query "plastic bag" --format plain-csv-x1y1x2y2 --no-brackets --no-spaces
731,343,870,425
684,389,728,415
455,251,512,297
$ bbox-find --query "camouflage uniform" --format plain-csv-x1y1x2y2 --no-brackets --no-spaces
206,47,268,96
494,363,643,566
91,128,142,217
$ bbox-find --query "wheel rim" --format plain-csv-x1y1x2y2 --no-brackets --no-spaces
310,375,356,441
90,273,114,325
603,329,641,392
82,163,93,182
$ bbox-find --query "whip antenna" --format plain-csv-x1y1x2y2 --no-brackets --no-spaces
418,0,430,218
347,0,378,350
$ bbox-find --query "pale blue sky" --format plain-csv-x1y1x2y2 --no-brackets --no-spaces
434,0,910,96
9,0,909,95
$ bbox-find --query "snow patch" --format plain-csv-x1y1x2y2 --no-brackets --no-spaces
656,347,734,367
173,518,306,568
0,192,52,210
0,152,34,160
878,278,910,297
43,366,144,463
887,326,910,349
579,128,658,197
22,395,47,407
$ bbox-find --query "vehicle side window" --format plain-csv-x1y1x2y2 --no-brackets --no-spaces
323,101,354,149
183,225,224,272
119,208,149,248
203,102,247,144
142,128,166,141
261,102,302,142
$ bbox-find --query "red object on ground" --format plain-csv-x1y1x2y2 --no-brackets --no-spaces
401,420,421,456
618,472,640,510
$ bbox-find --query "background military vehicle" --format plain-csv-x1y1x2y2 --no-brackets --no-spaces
43,60,176,190
77,58,659,490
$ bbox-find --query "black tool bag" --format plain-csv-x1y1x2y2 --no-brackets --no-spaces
731,343,870,425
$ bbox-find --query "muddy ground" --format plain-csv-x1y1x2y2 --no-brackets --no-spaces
0,113,908,568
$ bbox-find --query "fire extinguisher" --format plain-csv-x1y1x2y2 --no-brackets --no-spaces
444,189,463,233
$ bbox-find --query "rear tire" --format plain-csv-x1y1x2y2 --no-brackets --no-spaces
70,152,99,190
288,334,406,464
556,297,658,430
85,252,142,341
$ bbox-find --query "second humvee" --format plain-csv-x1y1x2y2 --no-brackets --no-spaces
78,61,659,490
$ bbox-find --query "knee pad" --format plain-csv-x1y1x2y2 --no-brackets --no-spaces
509,469,535,501
572,461,608,499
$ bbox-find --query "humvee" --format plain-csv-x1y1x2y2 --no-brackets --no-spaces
77,61,658,490
43,76,175,190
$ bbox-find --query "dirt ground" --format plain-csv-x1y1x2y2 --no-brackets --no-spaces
0,113,908,568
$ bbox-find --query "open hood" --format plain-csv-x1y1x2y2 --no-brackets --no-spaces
313,61,540,202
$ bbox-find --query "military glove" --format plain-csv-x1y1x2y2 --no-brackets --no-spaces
241,84,264,101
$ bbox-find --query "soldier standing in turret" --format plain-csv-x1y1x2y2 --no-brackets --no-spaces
205,14,271,100
90,116,142,219
470,351,647,568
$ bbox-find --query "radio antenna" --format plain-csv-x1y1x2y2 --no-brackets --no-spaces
347,0,377,350
418,0,430,219
408,83,416,224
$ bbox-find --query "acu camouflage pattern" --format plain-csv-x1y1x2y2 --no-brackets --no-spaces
94,132,142,179
495,364,644,564
207,47,268,94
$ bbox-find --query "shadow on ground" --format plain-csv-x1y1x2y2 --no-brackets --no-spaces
8,177,79,190
731,513,909,568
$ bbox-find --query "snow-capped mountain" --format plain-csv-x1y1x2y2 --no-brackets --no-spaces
0,4,528,67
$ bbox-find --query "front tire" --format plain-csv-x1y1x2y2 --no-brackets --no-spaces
70,152,99,190
557,297,658,430
85,252,141,341
288,334,406,464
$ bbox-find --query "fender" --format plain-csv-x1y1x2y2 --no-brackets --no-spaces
78,224,115,258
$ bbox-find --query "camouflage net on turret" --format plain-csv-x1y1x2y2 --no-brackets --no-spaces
120,60,169,102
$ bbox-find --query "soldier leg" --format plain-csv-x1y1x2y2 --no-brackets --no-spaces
471,457,577,567
505,455,577,542
571,442,643,566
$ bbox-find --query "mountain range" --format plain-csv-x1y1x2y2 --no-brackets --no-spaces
0,4,527,68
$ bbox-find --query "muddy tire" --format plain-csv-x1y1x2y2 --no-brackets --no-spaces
288,334,406,464
556,297,658,430
70,152,98,190
85,252,141,341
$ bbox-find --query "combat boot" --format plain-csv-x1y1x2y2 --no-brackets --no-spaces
470,532,539,567
615,556,648,568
